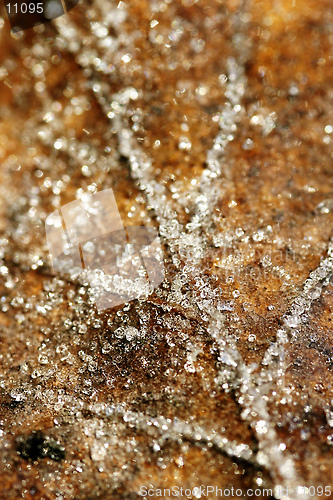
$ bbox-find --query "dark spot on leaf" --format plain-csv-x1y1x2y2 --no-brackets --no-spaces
16,431,65,462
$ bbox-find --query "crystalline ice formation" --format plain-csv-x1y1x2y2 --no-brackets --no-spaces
0,0,332,498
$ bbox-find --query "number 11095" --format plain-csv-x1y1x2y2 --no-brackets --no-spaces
6,3,44,14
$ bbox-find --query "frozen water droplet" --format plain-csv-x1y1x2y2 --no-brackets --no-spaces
178,136,192,150
124,327,140,341
284,315,300,328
